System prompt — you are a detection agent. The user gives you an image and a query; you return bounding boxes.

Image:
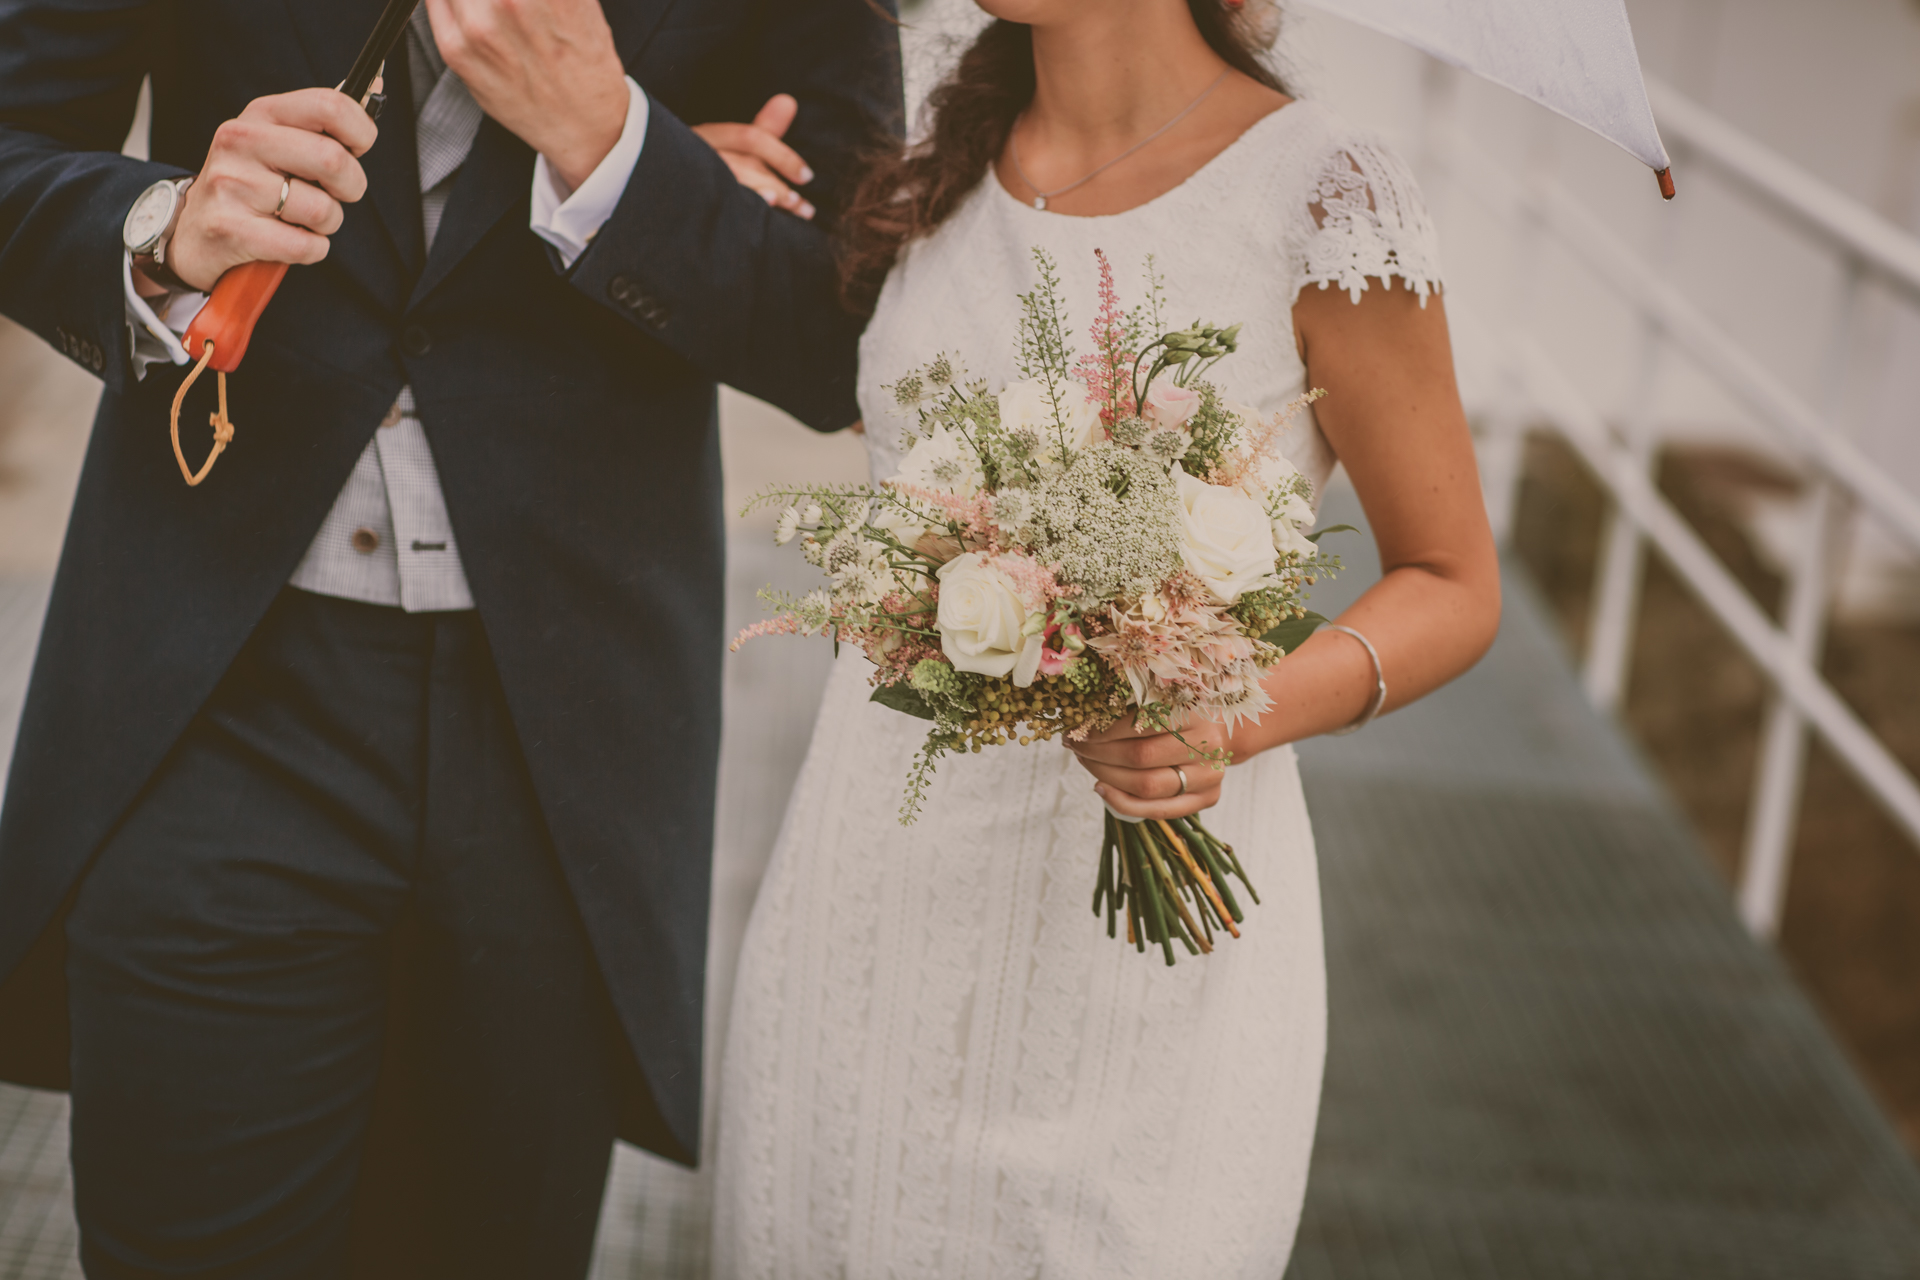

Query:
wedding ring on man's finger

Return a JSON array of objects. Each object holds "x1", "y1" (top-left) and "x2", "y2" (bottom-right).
[
  {"x1": 273, "y1": 177, "x2": 292, "y2": 221},
  {"x1": 1171, "y1": 765, "x2": 1189, "y2": 797}
]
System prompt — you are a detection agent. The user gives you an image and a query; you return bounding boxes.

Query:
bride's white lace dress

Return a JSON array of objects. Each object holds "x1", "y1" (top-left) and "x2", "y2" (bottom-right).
[{"x1": 713, "y1": 101, "x2": 1442, "y2": 1279}]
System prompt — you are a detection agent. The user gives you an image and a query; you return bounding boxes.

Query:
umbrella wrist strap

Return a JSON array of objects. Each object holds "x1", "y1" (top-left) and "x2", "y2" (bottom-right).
[{"x1": 169, "y1": 339, "x2": 234, "y2": 487}]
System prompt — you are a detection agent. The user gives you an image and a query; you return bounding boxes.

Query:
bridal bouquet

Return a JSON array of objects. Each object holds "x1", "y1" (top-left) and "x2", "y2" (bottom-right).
[{"x1": 736, "y1": 250, "x2": 1340, "y2": 963}]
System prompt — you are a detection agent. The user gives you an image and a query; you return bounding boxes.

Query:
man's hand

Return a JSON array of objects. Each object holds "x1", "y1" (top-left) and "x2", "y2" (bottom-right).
[
  {"x1": 692, "y1": 95, "x2": 816, "y2": 221},
  {"x1": 424, "y1": 0, "x2": 629, "y2": 195},
  {"x1": 1065, "y1": 714, "x2": 1232, "y2": 821},
  {"x1": 166, "y1": 89, "x2": 377, "y2": 294}
]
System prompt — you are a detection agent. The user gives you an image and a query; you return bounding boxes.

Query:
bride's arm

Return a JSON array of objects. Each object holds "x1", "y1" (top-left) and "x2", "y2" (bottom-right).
[
  {"x1": 1068, "y1": 279, "x2": 1500, "y2": 820},
  {"x1": 1246, "y1": 280, "x2": 1501, "y2": 747}
]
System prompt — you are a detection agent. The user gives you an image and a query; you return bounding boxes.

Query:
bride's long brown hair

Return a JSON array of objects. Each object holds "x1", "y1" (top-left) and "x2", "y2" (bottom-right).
[{"x1": 839, "y1": 2, "x2": 1287, "y2": 314}]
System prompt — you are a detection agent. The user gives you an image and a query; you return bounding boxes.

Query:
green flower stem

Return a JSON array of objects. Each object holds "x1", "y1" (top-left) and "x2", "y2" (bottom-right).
[
  {"x1": 1093, "y1": 813, "x2": 1260, "y2": 964},
  {"x1": 1178, "y1": 818, "x2": 1243, "y2": 923},
  {"x1": 1122, "y1": 822, "x2": 1175, "y2": 964}
]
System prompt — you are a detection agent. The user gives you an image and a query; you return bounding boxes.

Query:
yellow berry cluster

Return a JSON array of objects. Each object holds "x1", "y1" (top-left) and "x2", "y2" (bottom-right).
[{"x1": 958, "y1": 670, "x2": 1126, "y2": 752}]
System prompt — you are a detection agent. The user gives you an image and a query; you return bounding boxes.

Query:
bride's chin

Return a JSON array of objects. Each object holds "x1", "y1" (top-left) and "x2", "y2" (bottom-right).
[{"x1": 971, "y1": 0, "x2": 1069, "y2": 25}]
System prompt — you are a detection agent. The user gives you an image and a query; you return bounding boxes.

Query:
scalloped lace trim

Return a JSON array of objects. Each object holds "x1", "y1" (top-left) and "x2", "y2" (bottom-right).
[{"x1": 1299, "y1": 142, "x2": 1444, "y2": 306}]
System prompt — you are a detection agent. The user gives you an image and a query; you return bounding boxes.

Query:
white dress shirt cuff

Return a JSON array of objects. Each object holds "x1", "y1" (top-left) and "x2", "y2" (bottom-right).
[
  {"x1": 530, "y1": 76, "x2": 649, "y2": 271},
  {"x1": 123, "y1": 254, "x2": 210, "y2": 379}
]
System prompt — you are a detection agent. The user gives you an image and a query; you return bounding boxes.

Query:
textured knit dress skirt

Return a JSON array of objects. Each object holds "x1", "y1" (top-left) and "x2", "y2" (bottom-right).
[{"x1": 713, "y1": 99, "x2": 1445, "y2": 1279}]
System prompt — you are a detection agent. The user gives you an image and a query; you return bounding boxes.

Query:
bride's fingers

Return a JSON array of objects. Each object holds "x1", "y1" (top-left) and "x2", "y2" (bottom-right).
[
  {"x1": 1075, "y1": 755, "x2": 1221, "y2": 802},
  {"x1": 1093, "y1": 781, "x2": 1220, "y2": 822},
  {"x1": 716, "y1": 153, "x2": 815, "y2": 218},
  {"x1": 1067, "y1": 728, "x2": 1228, "y2": 771}
]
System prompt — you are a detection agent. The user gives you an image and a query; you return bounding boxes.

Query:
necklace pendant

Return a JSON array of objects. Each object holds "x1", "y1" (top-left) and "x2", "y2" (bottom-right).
[{"x1": 1033, "y1": 195, "x2": 1047, "y2": 211}]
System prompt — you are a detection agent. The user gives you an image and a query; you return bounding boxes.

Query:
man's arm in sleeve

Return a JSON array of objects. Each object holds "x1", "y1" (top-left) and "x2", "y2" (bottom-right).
[
  {"x1": 0, "y1": 0, "x2": 187, "y2": 392},
  {"x1": 562, "y1": 0, "x2": 904, "y2": 434}
]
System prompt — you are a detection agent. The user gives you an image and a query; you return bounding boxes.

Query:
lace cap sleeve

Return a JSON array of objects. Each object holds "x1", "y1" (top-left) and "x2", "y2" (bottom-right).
[{"x1": 1296, "y1": 140, "x2": 1443, "y2": 306}]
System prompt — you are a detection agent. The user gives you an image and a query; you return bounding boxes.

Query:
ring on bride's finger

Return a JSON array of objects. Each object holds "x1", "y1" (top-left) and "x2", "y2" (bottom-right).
[
  {"x1": 273, "y1": 177, "x2": 292, "y2": 220},
  {"x1": 1170, "y1": 765, "x2": 1188, "y2": 796}
]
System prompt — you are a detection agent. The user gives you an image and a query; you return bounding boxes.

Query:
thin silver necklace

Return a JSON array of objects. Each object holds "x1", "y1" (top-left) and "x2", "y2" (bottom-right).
[{"x1": 1011, "y1": 69, "x2": 1231, "y2": 211}]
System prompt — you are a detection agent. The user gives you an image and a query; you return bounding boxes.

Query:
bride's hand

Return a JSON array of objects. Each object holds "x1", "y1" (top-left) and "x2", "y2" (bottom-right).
[
  {"x1": 691, "y1": 94, "x2": 816, "y2": 220},
  {"x1": 1065, "y1": 714, "x2": 1231, "y2": 821}
]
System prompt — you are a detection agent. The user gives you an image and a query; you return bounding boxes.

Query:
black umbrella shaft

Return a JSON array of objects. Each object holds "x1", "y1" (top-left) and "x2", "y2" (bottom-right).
[{"x1": 341, "y1": 0, "x2": 421, "y2": 103}]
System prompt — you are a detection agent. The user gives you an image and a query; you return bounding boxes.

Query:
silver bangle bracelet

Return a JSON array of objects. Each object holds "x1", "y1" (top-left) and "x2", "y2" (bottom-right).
[{"x1": 1322, "y1": 623, "x2": 1387, "y2": 737}]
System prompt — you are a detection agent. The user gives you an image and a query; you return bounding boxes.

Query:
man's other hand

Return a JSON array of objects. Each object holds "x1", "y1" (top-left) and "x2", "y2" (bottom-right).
[
  {"x1": 425, "y1": 0, "x2": 629, "y2": 195},
  {"x1": 167, "y1": 89, "x2": 376, "y2": 294},
  {"x1": 693, "y1": 96, "x2": 816, "y2": 221}
]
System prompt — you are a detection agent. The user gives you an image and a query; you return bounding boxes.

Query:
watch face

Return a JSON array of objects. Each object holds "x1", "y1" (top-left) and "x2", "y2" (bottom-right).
[{"x1": 124, "y1": 183, "x2": 178, "y2": 253}]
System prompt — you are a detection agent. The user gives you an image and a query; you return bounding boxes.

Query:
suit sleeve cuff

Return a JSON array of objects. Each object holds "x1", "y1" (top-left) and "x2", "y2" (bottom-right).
[
  {"x1": 530, "y1": 76, "x2": 649, "y2": 270},
  {"x1": 122, "y1": 253, "x2": 209, "y2": 380}
]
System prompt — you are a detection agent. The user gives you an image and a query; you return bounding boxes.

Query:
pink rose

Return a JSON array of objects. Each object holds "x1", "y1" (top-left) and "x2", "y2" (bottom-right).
[
  {"x1": 1143, "y1": 381, "x2": 1201, "y2": 429},
  {"x1": 1037, "y1": 621, "x2": 1084, "y2": 677}
]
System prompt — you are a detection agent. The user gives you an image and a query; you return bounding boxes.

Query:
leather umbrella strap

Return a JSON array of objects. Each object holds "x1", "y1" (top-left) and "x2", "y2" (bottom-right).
[{"x1": 169, "y1": 339, "x2": 235, "y2": 487}]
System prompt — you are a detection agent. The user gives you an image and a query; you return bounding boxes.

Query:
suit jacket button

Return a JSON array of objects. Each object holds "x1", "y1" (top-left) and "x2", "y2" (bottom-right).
[
  {"x1": 401, "y1": 324, "x2": 432, "y2": 357},
  {"x1": 351, "y1": 527, "x2": 381, "y2": 554},
  {"x1": 641, "y1": 300, "x2": 670, "y2": 328},
  {"x1": 608, "y1": 275, "x2": 639, "y2": 306}
]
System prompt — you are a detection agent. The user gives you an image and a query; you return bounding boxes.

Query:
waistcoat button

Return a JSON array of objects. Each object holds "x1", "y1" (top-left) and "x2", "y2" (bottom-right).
[{"x1": 351, "y1": 527, "x2": 381, "y2": 554}]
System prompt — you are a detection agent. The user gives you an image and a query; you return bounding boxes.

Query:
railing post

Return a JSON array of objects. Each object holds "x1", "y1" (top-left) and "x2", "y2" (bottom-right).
[
  {"x1": 1477, "y1": 109, "x2": 1557, "y2": 546},
  {"x1": 1736, "y1": 263, "x2": 1865, "y2": 937},
  {"x1": 1581, "y1": 199, "x2": 1681, "y2": 712},
  {"x1": 1581, "y1": 324, "x2": 1664, "y2": 710}
]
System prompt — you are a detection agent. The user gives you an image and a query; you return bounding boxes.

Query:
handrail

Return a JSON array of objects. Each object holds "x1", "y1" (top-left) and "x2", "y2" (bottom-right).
[
  {"x1": 1447, "y1": 308, "x2": 1920, "y2": 851},
  {"x1": 1432, "y1": 128, "x2": 1920, "y2": 554},
  {"x1": 1425, "y1": 69, "x2": 1920, "y2": 940},
  {"x1": 1495, "y1": 326, "x2": 1920, "y2": 848},
  {"x1": 1646, "y1": 79, "x2": 1920, "y2": 306}
]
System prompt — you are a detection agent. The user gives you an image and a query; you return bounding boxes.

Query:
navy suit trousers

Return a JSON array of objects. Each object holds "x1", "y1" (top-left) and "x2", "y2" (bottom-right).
[{"x1": 63, "y1": 589, "x2": 624, "y2": 1278}]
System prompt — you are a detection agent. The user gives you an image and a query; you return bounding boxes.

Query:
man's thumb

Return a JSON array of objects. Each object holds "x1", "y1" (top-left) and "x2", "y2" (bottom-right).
[{"x1": 752, "y1": 93, "x2": 799, "y2": 139}]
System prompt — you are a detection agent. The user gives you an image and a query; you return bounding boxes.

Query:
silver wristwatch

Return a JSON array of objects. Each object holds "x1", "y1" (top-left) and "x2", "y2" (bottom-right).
[{"x1": 123, "y1": 176, "x2": 194, "y2": 287}]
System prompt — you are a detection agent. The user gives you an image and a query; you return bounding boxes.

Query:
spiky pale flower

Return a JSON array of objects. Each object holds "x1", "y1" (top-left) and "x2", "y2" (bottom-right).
[
  {"x1": 1145, "y1": 427, "x2": 1189, "y2": 464},
  {"x1": 892, "y1": 424, "x2": 984, "y2": 495}
]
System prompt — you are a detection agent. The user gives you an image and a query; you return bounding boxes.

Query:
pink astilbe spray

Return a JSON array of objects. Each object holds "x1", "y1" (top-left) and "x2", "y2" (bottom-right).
[
  {"x1": 730, "y1": 613, "x2": 809, "y2": 651},
  {"x1": 983, "y1": 550, "x2": 1070, "y2": 611},
  {"x1": 887, "y1": 481, "x2": 1002, "y2": 549},
  {"x1": 1210, "y1": 389, "x2": 1326, "y2": 490},
  {"x1": 1074, "y1": 249, "x2": 1136, "y2": 426}
]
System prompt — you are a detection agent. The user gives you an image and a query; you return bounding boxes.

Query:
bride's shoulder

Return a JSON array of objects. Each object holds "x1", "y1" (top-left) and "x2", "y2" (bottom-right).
[
  {"x1": 1234, "y1": 100, "x2": 1444, "y2": 303},
  {"x1": 1237, "y1": 99, "x2": 1416, "y2": 206}
]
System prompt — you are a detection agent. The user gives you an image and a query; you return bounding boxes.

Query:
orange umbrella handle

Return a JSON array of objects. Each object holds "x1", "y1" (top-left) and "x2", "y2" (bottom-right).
[{"x1": 183, "y1": 259, "x2": 289, "y2": 374}]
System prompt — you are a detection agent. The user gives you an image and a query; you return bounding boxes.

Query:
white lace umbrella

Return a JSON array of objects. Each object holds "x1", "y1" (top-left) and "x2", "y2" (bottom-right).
[{"x1": 1292, "y1": 0, "x2": 1675, "y2": 196}]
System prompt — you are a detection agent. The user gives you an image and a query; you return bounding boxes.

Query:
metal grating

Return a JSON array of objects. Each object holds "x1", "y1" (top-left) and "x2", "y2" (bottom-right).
[{"x1": 1285, "y1": 488, "x2": 1920, "y2": 1278}]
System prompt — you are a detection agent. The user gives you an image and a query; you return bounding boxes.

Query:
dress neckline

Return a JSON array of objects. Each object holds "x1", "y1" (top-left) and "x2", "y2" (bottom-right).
[{"x1": 988, "y1": 99, "x2": 1306, "y2": 223}]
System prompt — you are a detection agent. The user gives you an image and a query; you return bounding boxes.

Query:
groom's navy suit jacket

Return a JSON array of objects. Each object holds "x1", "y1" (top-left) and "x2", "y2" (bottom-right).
[{"x1": 0, "y1": 0, "x2": 900, "y2": 1159}]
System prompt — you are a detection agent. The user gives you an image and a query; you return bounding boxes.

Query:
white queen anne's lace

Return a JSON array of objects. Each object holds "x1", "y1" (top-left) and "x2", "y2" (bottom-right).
[{"x1": 714, "y1": 99, "x2": 1430, "y2": 1278}]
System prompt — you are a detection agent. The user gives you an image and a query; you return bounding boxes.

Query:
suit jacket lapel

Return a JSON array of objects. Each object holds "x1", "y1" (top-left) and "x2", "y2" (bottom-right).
[
  {"x1": 282, "y1": 0, "x2": 424, "y2": 298},
  {"x1": 365, "y1": 48, "x2": 427, "y2": 279},
  {"x1": 406, "y1": 0, "x2": 679, "y2": 309}
]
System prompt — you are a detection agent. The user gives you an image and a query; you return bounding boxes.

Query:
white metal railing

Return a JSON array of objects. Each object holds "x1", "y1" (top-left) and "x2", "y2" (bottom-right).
[{"x1": 1420, "y1": 71, "x2": 1920, "y2": 938}]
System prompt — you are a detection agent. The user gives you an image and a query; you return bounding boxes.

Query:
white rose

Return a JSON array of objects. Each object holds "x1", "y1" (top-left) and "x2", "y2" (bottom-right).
[
  {"x1": 999, "y1": 379, "x2": 1103, "y2": 451},
  {"x1": 1267, "y1": 476, "x2": 1318, "y2": 558},
  {"x1": 892, "y1": 425, "x2": 984, "y2": 495},
  {"x1": 1172, "y1": 464, "x2": 1278, "y2": 603},
  {"x1": 1144, "y1": 381, "x2": 1201, "y2": 428},
  {"x1": 936, "y1": 553, "x2": 1037, "y2": 678},
  {"x1": 1272, "y1": 518, "x2": 1317, "y2": 559}
]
